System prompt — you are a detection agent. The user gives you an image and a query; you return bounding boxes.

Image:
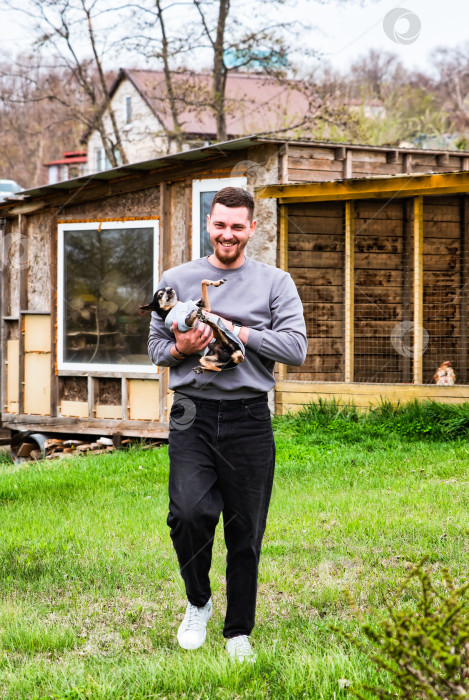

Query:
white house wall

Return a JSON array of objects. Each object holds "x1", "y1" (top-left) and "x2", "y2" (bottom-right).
[{"x1": 87, "y1": 79, "x2": 173, "y2": 174}]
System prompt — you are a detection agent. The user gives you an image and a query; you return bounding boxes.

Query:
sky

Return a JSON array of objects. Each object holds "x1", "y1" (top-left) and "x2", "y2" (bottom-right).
[{"x1": 0, "y1": 0, "x2": 467, "y2": 74}]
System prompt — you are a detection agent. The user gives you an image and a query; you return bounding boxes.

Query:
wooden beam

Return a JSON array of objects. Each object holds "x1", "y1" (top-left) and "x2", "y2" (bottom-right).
[
  {"x1": 160, "y1": 181, "x2": 172, "y2": 276},
  {"x1": 50, "y1": 208, "x2": 58, "y2": 417},
  {"x1": 343, "y1": 150, "x2": 353, "y2": 179},
  {"x1": 278, "y1": 204, "x2": 288, "y2": 271},
  {"x1": 459, "y1": 196, "x2": 469, "y2": 383},
  {"x1": 18, "y1": 215, "x2": 28, "y2": 414},
  {"x1": 256, "y1": 171, "x2": 469, "y2": 202},
  {"x1": 278, "y1": 204, "x2": 289, "y2": 382},
  {"x1": 401, "y1": 200, "x2": 413, "y2": 383},
  {"x1": 1, "y1": 413, "x2": 169, "y2": 438},
  {"x1": 344, "y1": 201, "x2": 354, "y2": 383},
  {"x1": 413, "y1": 195, "x2": 424, "y2": 384}
]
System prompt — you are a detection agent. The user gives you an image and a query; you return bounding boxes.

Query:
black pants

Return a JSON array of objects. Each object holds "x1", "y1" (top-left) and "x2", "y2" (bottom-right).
[{"x1": 167, "y1": 392, "x2": 276, "y2": 638}]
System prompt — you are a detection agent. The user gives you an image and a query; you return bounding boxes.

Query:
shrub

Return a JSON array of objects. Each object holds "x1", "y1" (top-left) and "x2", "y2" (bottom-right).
[{"x1": 342, "y1": 562, "x2": 469, "y2": 699}]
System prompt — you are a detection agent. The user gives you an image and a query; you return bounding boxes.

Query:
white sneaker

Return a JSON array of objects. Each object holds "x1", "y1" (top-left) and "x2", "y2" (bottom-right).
[
  {"x1": 226, "y1": 635, "x2": 256, "y2": 662},
  {"x1": 177, "y1": 598, "x2": 212, "y2": 650}
]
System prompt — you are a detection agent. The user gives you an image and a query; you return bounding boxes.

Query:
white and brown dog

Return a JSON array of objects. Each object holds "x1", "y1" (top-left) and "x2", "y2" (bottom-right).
[{"x1": 434, "y1": 360, "x2": 456, "y2": 385}]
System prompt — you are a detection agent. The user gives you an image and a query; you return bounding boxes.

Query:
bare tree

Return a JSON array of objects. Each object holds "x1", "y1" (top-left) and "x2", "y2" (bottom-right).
[{"x1": 1, "y1": 0, "x2": 128, "y2": 167}]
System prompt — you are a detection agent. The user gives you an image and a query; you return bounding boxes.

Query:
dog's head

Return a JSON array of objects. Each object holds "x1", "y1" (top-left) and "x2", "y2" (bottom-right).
[{"x1": 139, "y1": 287, "x2": 178, "y2": 318}]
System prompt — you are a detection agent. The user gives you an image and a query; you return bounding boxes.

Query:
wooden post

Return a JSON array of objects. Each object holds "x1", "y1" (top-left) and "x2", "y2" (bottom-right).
[
  {"x1": 344, "y1": 150, "x2": 352, "y2": 179},
  {"x1": 459, "y1": 196, "x2": 469, "y2": 383},
  {"x1": 401, "y1": 200, "x2": 413, "y2": 382},
  {"x1": 413, "y1": 195, "x2": 424, "y2": 384},
  {"x1": 50, "y1": 208, "x2": 58, "y2": 417},
  {"x1": 278, "y1": 204, "x2": 289, "y2": 381},
  {"x1": 160, "y1": 181, "x2": 172, "y2": 275},
  {"x1": 18, "y1": 214, "x2": 28, "y2": 414},
  {"x1": 344, "y1": 201, "x2": 354, "y2": 382}
]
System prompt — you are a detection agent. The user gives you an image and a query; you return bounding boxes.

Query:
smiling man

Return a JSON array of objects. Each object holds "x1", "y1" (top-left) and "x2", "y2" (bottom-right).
[{"x1": 148, "y1": 187, "x2": 307, "y2": 661}]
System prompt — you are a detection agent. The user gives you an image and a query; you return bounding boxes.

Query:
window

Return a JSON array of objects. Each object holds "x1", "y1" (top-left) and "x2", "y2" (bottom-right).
[
  {"x1": 192, "y1": 177, "x2": 247, "y2": 259},
  {"x1": 94, "y1": 147, "x2": 111, "y2": 172},
  {"x1": 125, "y1": 95, "x2": 132, "y2": 124},
  {"x1": 57, "y1": 219, "x2": 159, "y2": 373}
]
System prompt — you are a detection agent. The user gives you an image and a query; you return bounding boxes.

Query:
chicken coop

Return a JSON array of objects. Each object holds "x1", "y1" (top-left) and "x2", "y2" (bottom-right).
[
  {"x1": 259, "y1": 170, "x2": 469, "y2": 412},
  {"x1": 2, "y1": 136, "x2": 469, "y2": 441}
]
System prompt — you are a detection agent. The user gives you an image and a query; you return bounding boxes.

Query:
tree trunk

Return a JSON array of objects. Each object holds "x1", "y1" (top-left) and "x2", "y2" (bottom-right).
[{"x1": 213, "y1": 0, "x2": 230, "y2": 141}]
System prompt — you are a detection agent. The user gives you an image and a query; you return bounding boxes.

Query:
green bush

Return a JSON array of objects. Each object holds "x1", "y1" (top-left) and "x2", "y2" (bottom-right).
[
  {"x1": 343, "y1": 562, "x2": 469, "y2": 699},
  {"x1": 276, "y1": 399, "x2": 469, "y2": 441}
]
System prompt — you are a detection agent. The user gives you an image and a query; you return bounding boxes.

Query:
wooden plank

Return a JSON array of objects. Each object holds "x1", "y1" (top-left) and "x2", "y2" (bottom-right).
[
  {"x1": 24, "y1": 353, "x2": 51, "y2": 415},
  {"x1": 423, "y1": 239, "x2": 459, "y2": 255},
  {"x1": 290, "y1": 267, "x2": 343, "y2": 286},
  {"x1": 345, "y1": 201, "x2": 354, "y2": 382},
  {"x1": 279, "y1": 204, "x2": 289, "y2": 382},
  {"x1": 355, "y1": 236, "x2": 402, "y2": 253},
  {"x1": 288, "y1": 216, "x2": 344, "y2": 234},
  {"x1": 355, "y1": 287, "x2": 403, "y2": 303},
  {"x1": 160, "y1": 181, "x2": 172, "y2": 276},
  {"x1": 344, "y1": 150, "x2": 352, "y2": 179},
  {"x1": 286, "y1": 202, "x2": 344, "y2": 218},
  {"x1": 258, "y1": 172, "x2": 469, "y2": 203},
  {"x1": 50, "y1": 208, "x2": 58, "y2": 419},
  {"x1": 354, "y1": 304, "x2": 401, "y2": 320},
  {"x1": 6, "y1": 339, "x2": 19, "y2": 413},
  {"x1": 298, "y1": 285, "x2": 343, "y2": 303},
  {"x1": 303, "y1": 304, "x2": 343, "y2": 322},
  {"x1": 288, "y1": 157, "x2": 345, "y2": 172},
  {"x1": 355, "y1": 269, "x2": 403, "y2": 286},
  {"x1": 401, "y1": 199, "x2": 413, "y2": 382},
  {"x1": 18, "y1": 215, "x2": 27, "y2": 415},
  {"x1": 60, "y1": 400, "x2": 88, "y2": 418},
  {"x1": 1, "y1": 413, "x2": 169, "y2": 438},
  {"x1": 305, "y1": 338, "x2": 344, "y2": 354},
  {"x1": 459, "y1": 196, "x2": 469, "y2": 382},
  {"x1": 423, "y1": 254, "x2": 459, "y2": 271},
  {"x1": 24, "y1": 314, "x2": 51, "y2": 352},
  {"x1": 303, "y1": 320, "x2": 343, "y2": 337},
  {"x1": 289, "y1": 251, "x2": 343, "y2": 268},
  {"x1": 289, "y1": 234, "x2": 343, "y2": 252},
  {"x1": 355, "y1": 253, "x2": 403, "y2": 270},
  {"x1": 95, "y1": 405, "x2": 122, "y2": 420},
  {"x1": 413, "y1": 195, "x2": 424, "y2": 384},
  {"x1": 128, "y1": 379, "x2": 159, "y2": 421}
]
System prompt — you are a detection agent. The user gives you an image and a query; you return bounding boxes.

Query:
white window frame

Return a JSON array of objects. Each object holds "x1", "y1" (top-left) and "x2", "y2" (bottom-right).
[
  {"x1": 192, "y1": 177, "x2": 247, "y2": 260},
  {"x1": 57, "y1": 219, "x2": 159, "y2": 374}
]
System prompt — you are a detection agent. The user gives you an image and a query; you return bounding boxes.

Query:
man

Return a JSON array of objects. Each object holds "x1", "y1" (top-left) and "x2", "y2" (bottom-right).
[{"x1": 148, "y1": 187, "x2": 307, "y2": 661}]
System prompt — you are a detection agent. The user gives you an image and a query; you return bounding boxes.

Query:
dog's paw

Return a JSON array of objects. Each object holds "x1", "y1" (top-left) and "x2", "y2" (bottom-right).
[{"x1": 193, "y1": 366, "x2": 206, "y2": 374}]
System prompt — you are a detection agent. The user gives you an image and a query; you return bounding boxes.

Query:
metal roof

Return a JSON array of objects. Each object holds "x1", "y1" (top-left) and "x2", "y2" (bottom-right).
[{"x1": 4, "y1": 134, "x2": 469, "y2": 206}]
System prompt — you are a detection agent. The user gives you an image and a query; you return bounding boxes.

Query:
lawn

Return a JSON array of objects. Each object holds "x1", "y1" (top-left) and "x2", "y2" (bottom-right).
[{"x1": 1, "y1": 405, "x2": 469, "y2": 699}]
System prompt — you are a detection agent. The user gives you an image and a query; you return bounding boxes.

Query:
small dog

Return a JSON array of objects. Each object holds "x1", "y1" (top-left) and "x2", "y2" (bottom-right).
[
  {"x1": 434, "y1": 360, "x2": 456, "y2": 385},
  {"x1": 140, "y1": 279, "x2": 245, "y2": 373}
]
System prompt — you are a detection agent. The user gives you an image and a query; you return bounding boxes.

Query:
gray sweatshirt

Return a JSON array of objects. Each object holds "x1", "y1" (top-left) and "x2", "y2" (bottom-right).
[{"x1": 147, "y1": 255, "x2": 307, "y2": 400}]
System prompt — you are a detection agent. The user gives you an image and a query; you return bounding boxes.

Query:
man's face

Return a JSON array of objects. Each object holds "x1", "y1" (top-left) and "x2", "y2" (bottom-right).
[{"x1": 207, "y1": 203, "x2": 256, "y2": 267}]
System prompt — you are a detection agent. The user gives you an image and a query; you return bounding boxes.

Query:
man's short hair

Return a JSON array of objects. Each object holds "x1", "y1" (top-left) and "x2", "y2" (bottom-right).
[{"x1": 210, "y1": 187, "x2": 255, "y2": 221}]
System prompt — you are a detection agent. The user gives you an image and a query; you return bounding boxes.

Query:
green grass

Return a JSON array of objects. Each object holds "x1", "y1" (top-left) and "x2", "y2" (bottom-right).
[{"x1": 1, "y1": 405, "x2": 469, "y2": 698}]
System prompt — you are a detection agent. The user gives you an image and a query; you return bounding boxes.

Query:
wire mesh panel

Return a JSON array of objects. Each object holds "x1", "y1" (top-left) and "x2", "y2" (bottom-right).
[
  {"x1": 422, "y1": 196, "x2": 467, "y2": 384},
  {"x1": 287, "y1": 201, "x2": 345, "y2": 381},
  {"x1": 354, "y1": 199, "x2": 413, "y2": 383}
]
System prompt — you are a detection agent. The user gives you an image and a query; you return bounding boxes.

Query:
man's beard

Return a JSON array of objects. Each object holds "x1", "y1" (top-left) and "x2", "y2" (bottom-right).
[{"x1": 212, "y1": 238, "x2": 248, "y2": 264}]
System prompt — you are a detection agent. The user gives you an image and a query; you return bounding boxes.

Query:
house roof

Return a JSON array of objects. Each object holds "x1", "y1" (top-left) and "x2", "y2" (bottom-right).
[{"x1": 103, "y1": 68, "x2": 311, "y2": 139}]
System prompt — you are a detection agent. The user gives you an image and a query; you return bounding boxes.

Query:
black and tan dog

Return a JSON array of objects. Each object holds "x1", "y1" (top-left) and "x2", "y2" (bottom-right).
[{"x1": 140, "y1": 279, "x2": 245, "y2": 373}]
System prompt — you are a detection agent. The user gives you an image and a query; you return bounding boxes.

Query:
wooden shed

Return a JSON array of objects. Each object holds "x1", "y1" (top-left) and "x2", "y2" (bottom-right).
[
  {"x1": 259, "y1": 171, "x2": 469, "y2": 412},
  {"x1": 2, "y1": 136, "x2": 469, "y2": 439}
]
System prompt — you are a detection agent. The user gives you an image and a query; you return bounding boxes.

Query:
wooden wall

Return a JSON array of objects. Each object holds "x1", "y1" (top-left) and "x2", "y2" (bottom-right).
[
  {"x1": 285, "y1": 194, "x2": 469, "y2": 387},
  {"x1": 286, "y1": 145, "x2": 467, "y2": 183},
  {"x1": 422, "y1": 196, "x2": 467, "y2": 384},
  {"x1": 287, "y1": 201, "x2": 344, "y2": 381},
  {"x1": 354, "y1": 199, "x2": 413, "y2": 383}
]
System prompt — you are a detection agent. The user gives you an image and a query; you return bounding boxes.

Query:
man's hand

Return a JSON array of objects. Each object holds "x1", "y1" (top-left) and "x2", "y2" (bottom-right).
[{"x1": 172, "y1": 319, "x2": 213, "y2": 356}]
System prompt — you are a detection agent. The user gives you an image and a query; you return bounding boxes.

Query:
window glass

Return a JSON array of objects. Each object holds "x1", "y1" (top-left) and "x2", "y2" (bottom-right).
[
  {"x1": 199, "y1": 190, "x2": 217, "y2": 257},
  {"x1": 62, "y1": 227, "x2": 154, "y2": 367}
]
